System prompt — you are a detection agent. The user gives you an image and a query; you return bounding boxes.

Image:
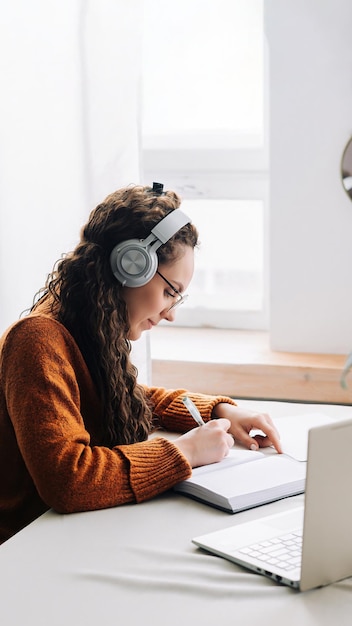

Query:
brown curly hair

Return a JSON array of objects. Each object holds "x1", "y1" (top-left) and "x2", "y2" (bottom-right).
[{"x1": 32, "y1": 184, "x2": 198, "y2": 447}]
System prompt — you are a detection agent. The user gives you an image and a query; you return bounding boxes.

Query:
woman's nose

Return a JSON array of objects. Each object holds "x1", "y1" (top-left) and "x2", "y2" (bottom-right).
[{"x1": 162, "y1": 307, "x2": 176, "y2": 323}]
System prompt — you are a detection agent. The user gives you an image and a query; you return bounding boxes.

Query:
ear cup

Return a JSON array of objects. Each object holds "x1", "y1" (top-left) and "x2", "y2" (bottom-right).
[
  {"x1": 109, "y1": 207, "x2": 191, "y2": 287},
  {"x1": 110, "y1": 239, "x2": 158, "y2": 287}
]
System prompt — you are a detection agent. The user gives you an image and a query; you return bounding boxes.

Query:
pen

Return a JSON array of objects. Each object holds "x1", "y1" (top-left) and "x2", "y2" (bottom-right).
[{"x1": 182, "y1": 396, "x2": 206, "y2": 427}]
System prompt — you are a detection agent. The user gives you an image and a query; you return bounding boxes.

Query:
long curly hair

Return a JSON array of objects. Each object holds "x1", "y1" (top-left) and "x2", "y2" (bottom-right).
[{"x1": 32, "y1": 184, "x2": 198, "y2": 447}]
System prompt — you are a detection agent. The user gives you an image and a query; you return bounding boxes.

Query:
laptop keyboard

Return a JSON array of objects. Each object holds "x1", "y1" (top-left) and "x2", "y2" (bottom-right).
[{"x1": 239, "y1": 530, "x2": 303, "y2": 571}]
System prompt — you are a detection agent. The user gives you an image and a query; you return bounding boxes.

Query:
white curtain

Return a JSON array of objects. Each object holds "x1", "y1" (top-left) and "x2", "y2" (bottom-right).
[{"x1": 0, "y1": 0, "x2": 150, "y2": 381}]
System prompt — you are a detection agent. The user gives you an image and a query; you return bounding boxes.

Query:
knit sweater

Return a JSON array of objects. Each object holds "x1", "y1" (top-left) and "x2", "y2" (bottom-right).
[{"x1": 0, "y1": 312, "x2": 235, "y2": 544}]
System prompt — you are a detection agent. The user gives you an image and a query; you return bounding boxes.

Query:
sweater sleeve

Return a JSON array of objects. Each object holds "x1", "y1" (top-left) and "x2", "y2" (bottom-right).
[
  {"x1": 0, "y1": 317, "x2": 191, "y2": 515},
  {"x1": 144, "y1": 385, "x2": 237, "y2": 433}
]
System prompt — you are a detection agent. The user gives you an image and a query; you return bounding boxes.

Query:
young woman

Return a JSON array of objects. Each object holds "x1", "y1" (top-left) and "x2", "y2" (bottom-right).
[{"x1": 0, "y1": 183, "x2": 281, "y2": 544}]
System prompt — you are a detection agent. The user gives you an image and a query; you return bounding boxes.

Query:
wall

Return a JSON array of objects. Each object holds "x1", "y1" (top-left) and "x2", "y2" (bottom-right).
[
  {"x1": 0, "y1": 0, "x2": 150, "y2": 382},
  {"x1": 0, "y1": 0, "x2": 141, "y2": 333},
  {"x1": 265, "y1": 0, "x2": 352, "y2": 354}
]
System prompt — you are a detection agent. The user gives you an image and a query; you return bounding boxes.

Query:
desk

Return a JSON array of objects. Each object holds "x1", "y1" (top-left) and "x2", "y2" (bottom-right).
[{"x1": 1, "y1": 400, "x2": 352, "y2": 626}]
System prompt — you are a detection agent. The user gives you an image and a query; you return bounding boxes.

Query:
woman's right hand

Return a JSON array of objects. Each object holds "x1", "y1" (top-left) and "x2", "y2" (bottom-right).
[{"x1": 173, "y1": 418, "x2": 234, "y2": 468}]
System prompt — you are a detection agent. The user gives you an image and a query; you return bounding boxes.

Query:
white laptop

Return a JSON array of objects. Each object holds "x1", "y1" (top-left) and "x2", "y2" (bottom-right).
[{"x1": 193, "y1": 418, "x2": 352, "y2": 591}]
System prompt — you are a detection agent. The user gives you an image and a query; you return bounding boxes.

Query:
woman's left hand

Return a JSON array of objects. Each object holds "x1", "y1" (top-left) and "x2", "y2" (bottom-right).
[{"x1": 212, "y1": 403, "x2": 282, "y2": 453}]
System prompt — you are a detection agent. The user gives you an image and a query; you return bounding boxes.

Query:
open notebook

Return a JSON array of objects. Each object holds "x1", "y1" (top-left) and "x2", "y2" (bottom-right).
[
  {"x1": 192, "y1": 418, "x2": 352, "y2": 591},
  {"x1": 174, "y1": 413, "x2": 333, "y2": 513}
]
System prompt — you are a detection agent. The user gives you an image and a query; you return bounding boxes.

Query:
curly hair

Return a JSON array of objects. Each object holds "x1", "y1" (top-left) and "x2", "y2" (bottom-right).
[{"x1": 31, "y1": 184, "x2": 199, "y2": 447}]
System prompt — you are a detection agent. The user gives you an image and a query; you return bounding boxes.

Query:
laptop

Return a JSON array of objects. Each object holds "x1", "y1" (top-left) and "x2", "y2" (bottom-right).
[{"x1": 192, "y1": 418, "x2": 352, "y2": 591}]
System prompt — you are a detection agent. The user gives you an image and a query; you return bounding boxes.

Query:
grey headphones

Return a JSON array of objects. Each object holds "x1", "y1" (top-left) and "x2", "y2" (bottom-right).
[{"x1": 109, "y1": 183, "x2": 191, "y2": 287}]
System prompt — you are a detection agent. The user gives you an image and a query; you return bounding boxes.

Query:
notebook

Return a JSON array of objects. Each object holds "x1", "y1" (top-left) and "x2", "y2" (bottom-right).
[
  {"x1": 175, "y1": 413, "x2": 333, "y2": 514},
  {"x1": 192, "y1": 418, "x2": 352, "y2": 591},
  {"x1": 174, "y1": 448, "x2": 306, "y2": 513}
]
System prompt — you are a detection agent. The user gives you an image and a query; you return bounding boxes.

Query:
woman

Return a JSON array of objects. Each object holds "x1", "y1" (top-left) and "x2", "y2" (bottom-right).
[{"x1": 0, "y1": 183, "x2": 281, "y2": 545}]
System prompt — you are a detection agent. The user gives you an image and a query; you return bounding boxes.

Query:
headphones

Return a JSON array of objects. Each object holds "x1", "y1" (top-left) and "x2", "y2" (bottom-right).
[{"x1": 110, "y1": 183, "x2": 191, "y2": 287}]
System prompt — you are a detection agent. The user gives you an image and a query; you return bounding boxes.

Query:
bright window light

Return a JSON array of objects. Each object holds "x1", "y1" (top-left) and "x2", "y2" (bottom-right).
[
  {"x1": 182, "y1": 199, "x2": 264, "y2": 311},
  {"x1": 142, "y1": 0, "x2": 263, "y2": 144},
  {"x1": 141, "y1": 0, "x2": 266, "y2": 328}
]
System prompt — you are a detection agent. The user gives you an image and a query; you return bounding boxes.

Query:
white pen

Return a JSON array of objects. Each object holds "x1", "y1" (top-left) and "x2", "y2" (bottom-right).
[{"x1": 182, "y1": 396, "x2": 206, "y2": 427}]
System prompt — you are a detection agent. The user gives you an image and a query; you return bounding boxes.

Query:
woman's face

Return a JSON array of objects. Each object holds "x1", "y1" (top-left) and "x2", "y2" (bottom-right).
[{"x1": 122, "y1": 245, "x2": 194, "y2": 341}]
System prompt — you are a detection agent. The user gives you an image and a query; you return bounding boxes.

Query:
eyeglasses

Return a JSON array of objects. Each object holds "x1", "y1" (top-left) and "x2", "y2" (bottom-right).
[{"x1": 156, "y1": 270, "x2": 188, "y2": 311}]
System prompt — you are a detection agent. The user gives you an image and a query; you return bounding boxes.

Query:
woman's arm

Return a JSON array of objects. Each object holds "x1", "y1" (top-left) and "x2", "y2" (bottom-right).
[
  {"x1": 145, "y1": 387, "x2": 281, "y2": 453},
  {"x1": 1, "y1": 317, "x2": 192, "y2": 515},
  {"x1": 145, "y1": 385, "x2": 236, "y2": 432}
]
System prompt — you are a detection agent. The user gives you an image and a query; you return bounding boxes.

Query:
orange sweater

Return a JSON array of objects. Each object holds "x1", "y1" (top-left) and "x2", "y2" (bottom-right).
[{"x1": 0, "y1": 313, "x2": 235, "y2": 544}]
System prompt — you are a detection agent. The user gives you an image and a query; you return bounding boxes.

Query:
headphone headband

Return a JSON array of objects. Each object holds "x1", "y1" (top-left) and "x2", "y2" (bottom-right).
[{"x1": 150, "y1": 209, "x2": 190, "y2": 245}]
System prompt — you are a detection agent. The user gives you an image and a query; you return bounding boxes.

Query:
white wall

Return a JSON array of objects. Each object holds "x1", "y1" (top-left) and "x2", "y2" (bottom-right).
[
  {"x1": 266, "y1": 0, "x2": 352, "y2": 354},
  {"x1": 0, "y1": 0, "x2": 150, "y2": 382},
  {"x1": 0, "y1": 0, "x2": 142, "y2": 333}
]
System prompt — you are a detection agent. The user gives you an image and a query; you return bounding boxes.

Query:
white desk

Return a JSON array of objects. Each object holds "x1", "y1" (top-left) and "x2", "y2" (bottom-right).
[{"x1": 1, "y1": 400, "x2": 352, "y2": 626}]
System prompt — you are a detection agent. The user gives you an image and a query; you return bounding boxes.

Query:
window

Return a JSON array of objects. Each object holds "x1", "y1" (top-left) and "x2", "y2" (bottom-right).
[{"x1": 141, "y1": 0, "x2": 267, "y2": 329}]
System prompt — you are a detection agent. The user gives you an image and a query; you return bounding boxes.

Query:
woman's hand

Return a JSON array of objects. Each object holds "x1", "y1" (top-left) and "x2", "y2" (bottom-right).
[
  {"x1": 212, "y1": 403, "x2": 282, "y2": 454},
  {"x1": 174, "y1": 418, "x2": 234, "y2": 468}
]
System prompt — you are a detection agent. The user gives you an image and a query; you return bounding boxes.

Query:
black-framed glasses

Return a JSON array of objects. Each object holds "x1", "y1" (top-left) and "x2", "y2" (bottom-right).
[{"x1": 156, "y1": 270, "x2": 188, "y2": 311}]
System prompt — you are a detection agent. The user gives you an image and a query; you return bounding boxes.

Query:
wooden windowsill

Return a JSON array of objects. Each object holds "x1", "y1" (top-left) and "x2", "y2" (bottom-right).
[{"x1": 150, "y1": 327, "x2": 352, "y2": 405}]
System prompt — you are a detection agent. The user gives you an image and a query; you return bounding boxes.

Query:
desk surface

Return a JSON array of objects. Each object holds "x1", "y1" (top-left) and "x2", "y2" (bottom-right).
[{"x1": 1, "y1": 400, "x2": 352, "y2": 626}]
